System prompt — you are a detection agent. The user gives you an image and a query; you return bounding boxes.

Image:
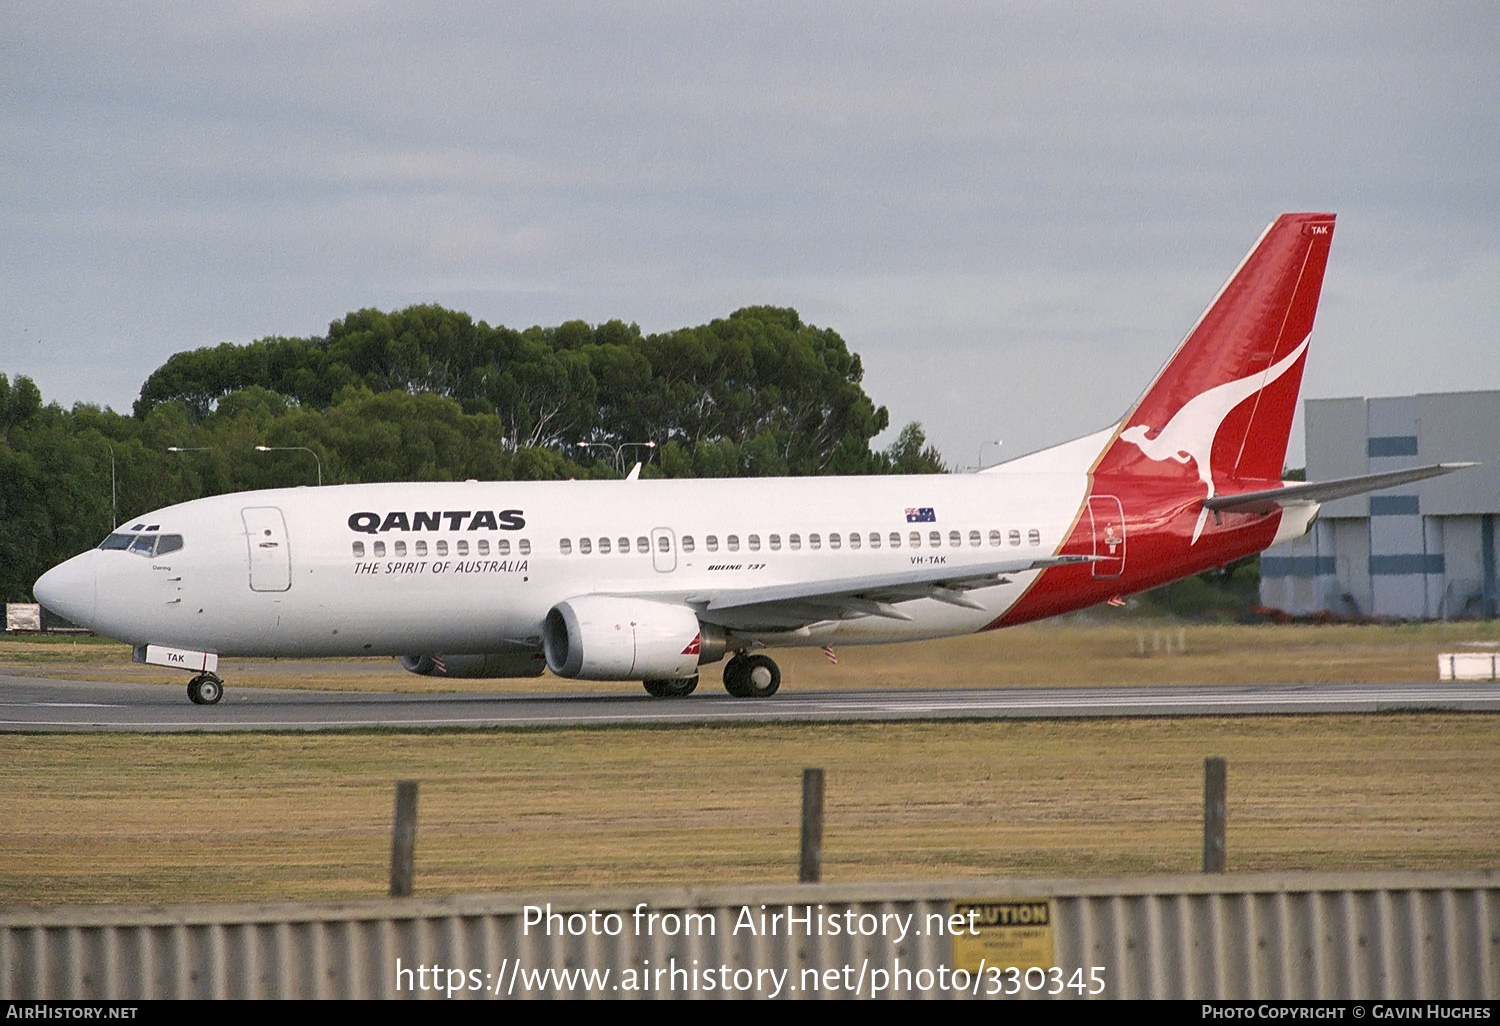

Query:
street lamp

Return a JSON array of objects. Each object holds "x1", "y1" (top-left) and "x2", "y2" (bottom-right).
[
  {"x1": 577, "y1": 440, "x2": 656, "y2": 473},
  {"x1": 618, "y1": 441, "x2": 657, "y2": 471},
  {"x1": 255, "y1": 445, "x2": 323, "y2": 486},
  {"x1": 976, "y1": 439, "x2": 1003, "y2": 471},
  {"x1": 94, "y1": 440, "x2": 117, "y2": 529}
]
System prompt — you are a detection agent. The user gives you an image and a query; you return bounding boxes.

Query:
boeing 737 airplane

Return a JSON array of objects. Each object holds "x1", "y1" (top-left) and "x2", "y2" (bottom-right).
[{"x1": 33, "y1": 213, "x2": 1472, "y2": 704}]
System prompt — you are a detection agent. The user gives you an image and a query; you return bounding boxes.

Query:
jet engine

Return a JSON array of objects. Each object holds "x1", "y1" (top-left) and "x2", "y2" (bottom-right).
[
  {"x1": 543, "y1": 596, "x2": 718, "y2": 680},
  {"x1": 399, "y1": 651, "x2": 546, "y2": 678}
]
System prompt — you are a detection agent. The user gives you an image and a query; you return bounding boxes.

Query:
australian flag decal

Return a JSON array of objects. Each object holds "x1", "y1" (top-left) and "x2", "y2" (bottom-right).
[{"x1": 905, "y1": 507, "x2": 936, "y2": 523}]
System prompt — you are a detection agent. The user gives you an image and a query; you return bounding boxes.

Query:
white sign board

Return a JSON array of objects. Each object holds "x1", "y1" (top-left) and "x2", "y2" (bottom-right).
[
  {"x1": 1439, "y1": 653, "x2": 1499, "y2": 681},
  {"x1": 5, "y1": 603, "x2": 42, "y2": 632}
]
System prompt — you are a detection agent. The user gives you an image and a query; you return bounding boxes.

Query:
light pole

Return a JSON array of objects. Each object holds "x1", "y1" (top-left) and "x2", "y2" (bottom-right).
[
  {"x1": 578, "y1": 440, "x2": 656, "y2": 473},
  {"x1": 95, "y1": 440, "x2": 117, "y2": 529},
  {"x1": 977, "y1": 439, "x2": 1003, "y2": 471},
  {"x1": 618, "y1": 441, "x2": 656, "y2": 472},
  {"x1": 255, "y1": 445, "x2": 323, "y2": 486}
]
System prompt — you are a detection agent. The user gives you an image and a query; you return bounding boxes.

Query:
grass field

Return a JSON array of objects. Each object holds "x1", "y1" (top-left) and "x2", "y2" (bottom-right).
[
  {"x1": 2, "y1": 621, "x2": 1498, "y2": 907},
  {"x1": 2, "y1": 715, "x2": 1497, "y2": 906}
]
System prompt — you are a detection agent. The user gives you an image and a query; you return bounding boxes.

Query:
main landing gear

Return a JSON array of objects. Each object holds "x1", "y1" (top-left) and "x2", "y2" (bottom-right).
[
  {"x1": 187, "y1": 672, "x2": 224, "y2": 705},
  {"x1": 722, "y1": 653, "x2": 780, "y2": 698}
]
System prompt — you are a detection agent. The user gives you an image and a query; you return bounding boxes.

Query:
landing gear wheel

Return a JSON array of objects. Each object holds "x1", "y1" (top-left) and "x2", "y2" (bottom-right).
[
  {"x1": 722, "y1": 654, "x2": 780, "y2": 698},
  {"x1": 187, "y1": 673, "x2": 224, "y2": 705},
  {"x1": 643, "y1": 676, "x2": 698, "y2": 698}
]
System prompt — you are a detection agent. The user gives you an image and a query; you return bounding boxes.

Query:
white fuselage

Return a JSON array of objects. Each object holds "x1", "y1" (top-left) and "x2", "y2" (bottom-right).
[{"x1": 38, "y1": 468, "x2": 1091, "y2": 658}]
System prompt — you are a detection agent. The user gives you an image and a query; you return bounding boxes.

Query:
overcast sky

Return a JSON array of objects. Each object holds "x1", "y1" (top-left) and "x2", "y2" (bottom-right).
[{"x1": 2, "y1": 2, "x2": 1496, "y2": 467}]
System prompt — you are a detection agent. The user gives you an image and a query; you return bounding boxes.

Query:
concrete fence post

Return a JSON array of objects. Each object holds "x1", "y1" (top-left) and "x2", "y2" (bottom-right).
[
  {"x1": 800, "y1": 768, "x2": 825, "y2": 883},
  {"x1": 390, "y1": 780, "x2": 419, "y2": 897},
  {"x1": 1203, "y1": 757, "x2": 1226, "y2": 873}
]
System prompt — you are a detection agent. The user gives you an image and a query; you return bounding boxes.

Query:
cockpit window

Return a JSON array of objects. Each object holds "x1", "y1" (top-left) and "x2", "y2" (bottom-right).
[{"x1": 99, "y1": 533, "x2": 185, "y2": 557}]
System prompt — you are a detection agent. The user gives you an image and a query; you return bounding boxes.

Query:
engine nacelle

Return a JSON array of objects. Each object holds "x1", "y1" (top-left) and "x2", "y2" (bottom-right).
[
  {"x1": 399, "y1": 651, "x2": 546, "y2": 678},
  {"x1": 543, "y1": 596, "x2": 704, "y2": 680}
]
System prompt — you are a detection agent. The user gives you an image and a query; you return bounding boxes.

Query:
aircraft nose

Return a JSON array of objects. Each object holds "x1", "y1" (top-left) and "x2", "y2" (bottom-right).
[{"x1": 33, "y1": 553, "x2": 97, "y2": 629}]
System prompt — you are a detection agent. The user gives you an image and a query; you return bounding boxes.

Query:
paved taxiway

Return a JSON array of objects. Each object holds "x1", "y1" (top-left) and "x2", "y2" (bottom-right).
[{"x1": 2, "y1": 672, "x2": 1497, "y2": 731}]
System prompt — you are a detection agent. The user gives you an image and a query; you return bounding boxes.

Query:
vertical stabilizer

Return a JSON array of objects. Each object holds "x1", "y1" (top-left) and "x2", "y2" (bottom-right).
[{"x1": 1099, "y1": 213, "x2": 1336, "y2": 511}]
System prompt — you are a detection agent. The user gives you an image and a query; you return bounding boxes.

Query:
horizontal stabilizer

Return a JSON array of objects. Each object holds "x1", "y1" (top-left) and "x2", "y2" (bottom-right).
[{"x1": 1203, "y1": 463, "x2": 1478, "y2": 515}]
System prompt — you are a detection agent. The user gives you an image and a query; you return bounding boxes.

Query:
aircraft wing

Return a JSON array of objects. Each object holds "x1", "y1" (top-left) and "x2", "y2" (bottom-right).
[
  {"x1": 683, "y1": 554, "x2": 1097, "y2": 631},
  {"x1": 1202, "y1": 462, "x2": 1478, "y2": 516}
]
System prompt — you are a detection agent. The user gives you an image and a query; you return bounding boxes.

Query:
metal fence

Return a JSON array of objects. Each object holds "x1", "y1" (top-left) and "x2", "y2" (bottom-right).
[{"x1": 4, "y1": 871, "x2": 1497, "y2": 999}]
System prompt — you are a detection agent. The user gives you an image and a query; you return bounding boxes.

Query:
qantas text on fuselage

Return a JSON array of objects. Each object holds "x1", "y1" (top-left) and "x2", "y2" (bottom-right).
[{"x1": 32, "y1": 213, "x2": 1474, "y2": 704}]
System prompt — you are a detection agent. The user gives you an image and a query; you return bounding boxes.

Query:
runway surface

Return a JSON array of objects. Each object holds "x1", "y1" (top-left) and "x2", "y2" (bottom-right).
[{"x1": 2, "y1": 671, "x2": 1498, "y2": 731}]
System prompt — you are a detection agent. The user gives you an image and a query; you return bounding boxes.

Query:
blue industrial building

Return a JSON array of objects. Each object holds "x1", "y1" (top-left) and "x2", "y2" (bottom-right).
[{"x1": 1260, "y1": 391, "x2": 1500, "y2": 620}]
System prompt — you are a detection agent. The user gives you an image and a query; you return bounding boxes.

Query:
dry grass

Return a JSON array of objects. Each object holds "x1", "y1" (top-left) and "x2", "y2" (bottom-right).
[
  {"x1": 2, "y1": 715, "x2": 1498, "y2": 906},
  {"x1": 4, "y1": 618, "x2": 1498, "y2": 693}
]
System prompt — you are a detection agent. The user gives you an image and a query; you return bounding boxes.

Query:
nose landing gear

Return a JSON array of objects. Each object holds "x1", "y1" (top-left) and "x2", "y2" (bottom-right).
[
  {"x1": 722, "y1": 653, "x2": 780, "y2": 698},
  {"x1": 187, "y1": 673, "x2": 224, "y2": 705}
]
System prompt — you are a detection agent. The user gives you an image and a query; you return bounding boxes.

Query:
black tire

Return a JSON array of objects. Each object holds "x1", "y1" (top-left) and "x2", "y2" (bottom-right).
[
  {"x1": 187, "y1": 677, "x2": 204, "y2": 704},
  {"x1": 723, "y1": 654, "x2": 779, "y2": 698},
  {"x1": 643, "y1": 676, "x2": 698, "y2": 698}
]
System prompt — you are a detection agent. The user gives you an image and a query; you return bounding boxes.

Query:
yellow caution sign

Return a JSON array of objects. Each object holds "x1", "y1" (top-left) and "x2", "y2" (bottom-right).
[{"x1": 950, "y1": 899, "x2": 1055, "y2": 972}]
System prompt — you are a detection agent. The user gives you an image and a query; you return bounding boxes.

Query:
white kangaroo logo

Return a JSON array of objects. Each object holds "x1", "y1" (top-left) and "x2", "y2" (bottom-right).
[{"x1": 1119, "y1": 334, "x2": 1309, "y2": 543}]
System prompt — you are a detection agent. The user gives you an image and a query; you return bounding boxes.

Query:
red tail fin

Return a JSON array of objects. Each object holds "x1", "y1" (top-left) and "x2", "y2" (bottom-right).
[{"x1": 1098, "y1": 213, "x2": 1336, "y2": 493}]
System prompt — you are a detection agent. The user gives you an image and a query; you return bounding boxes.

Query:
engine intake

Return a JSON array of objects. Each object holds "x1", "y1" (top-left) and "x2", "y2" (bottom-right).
[{"x1": 543, "y1": 596, "x2": 706, "y2": 680}]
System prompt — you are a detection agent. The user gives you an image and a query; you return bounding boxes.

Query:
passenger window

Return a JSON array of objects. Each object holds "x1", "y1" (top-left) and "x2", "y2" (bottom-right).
[
  {"x1": 394, "y1": 540, "x2": 407, "y2": 557},
  {"x1": 477, "y1": 539, "x2": 489, "y2": 556},
  {"x1": 374, "y1": 541, "x2": 386, "y2": 557},
  {"x1": 889, "y1": 532, "x2": 901, "y2": 548},
  {"x1": 599, "y1": 537, "x2": 612, "y2": 554},
  {"x1": 869, "y1": 532, "x2": 881, "y2": 549},
  {"x1": 497, "y1": 539, "x2": 511, "y2": 555},
  {"x1": 948, "y1": 531, "x2": 960, "y2": 547},
  {"x1": 848, "y1": 532, "x2": 860, "y2": 550},
  {"x1": 809, "y1": 533, "x2": 821, "y2": 550},
  {"x1": 910, "y1": 532, "x2": 921, "y2": 548},
  {"x1": 129, "y1": 535, "x2": 156, "y2": 556},
  {"x1": 1009, "y1": 530, "x2": 1021, "y2": 546},
  {"x1": 618, "y1": 536, "x2": 631, "y2": 553},
  {"x1": 769, "y1": 534, "x2": 782, "y2": 551},
  {"x1": 156, "y1": 534, "x2": 184, "y2": 555},
  {"x1": 579, "y1": 537, "x2": 592, "y2": 554},
  {"x1": 930, "y1": 531, "x2": 942, "y2": 547},
  {"x1": 457, "y1": 540, "x2": 470, "y2": 556},
  {"x1": 637, "y1": 536, "x2": 649, "y2": 552},
  {"x1": 968, "y1": 530, "x2": 981, "y2": 547},
  {"x1": 437, "y1": 540, "x2": 449, "y2": 556},
  {"x1": 727, "y1": 535, "x2": 740, "y2": 552},
  {"x1": 559, "y1": 538, "x2": 572, "y2": 554},
  {"x1": 748, "y1": 534, "x2": 761, "y2": 551},
  {"x1": 789, "y1": 533, "x2": 801, "y2": 550},
  {"x1": 658, "y1": 536, "x2": 671, "y2": 553},
  {"x1": 706, "y1": 535, "x2": 718, "y2": 552},
  {"x1": 415, "y1": 540, "x2": 428, "y2": 557},
  {"x1": 989, "y1": 530, "x2": 1002, "y2": 546},
  {"x1": 353, "y1": 541, "x2": 365, "y2": 558},
  {"x1": 518, "y1": 539, "x2": 531, "y2": 555},
  {"x1": 99, "y1": 533, "x2": 135, "y2": 550},
  {"x1": 829, "y1": 533, "x2": 841, "y2": 549},
  {"x1": 1028, "y1": 529, "x2": 1041, "y2": 546},
  {"x1": 679, "y1": 536, "x2": 691, "y2": 553}
]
